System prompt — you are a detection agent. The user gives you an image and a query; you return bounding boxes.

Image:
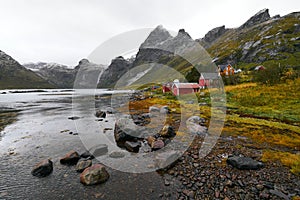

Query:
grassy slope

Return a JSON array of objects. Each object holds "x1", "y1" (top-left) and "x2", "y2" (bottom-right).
[
  {"x1": 132, "y1": 78, "x2": 300, "y2": 175},
  {"x1": 220, "y1": 79, "x2": 300, "y2": 175},
  {"x1": 207, "y1": 13, "x2": 300, "y2": 70}
]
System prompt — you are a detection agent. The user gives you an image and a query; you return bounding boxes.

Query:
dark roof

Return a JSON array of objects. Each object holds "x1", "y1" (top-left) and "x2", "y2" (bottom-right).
[
  {"x1": 219, "y1": 64, "x2": 232, "y2": 71},
  {"x1": 201, "y1": 73, "x2": 220, "y2": 79}
]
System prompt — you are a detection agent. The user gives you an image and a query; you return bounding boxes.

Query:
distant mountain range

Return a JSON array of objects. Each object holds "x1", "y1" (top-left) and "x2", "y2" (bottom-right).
[
  {"x1": 0, "y1": 50, "x2": 54, "y2": 89},
  {"x1": 0, "y1": 9, "x2": 299, "y2": 89}
]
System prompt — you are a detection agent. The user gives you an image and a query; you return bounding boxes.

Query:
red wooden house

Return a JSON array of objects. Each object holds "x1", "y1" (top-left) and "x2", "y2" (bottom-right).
[
  {"x1": 172, "y1": 83, "x2": 200, "y2": 96},
  {"x1": 162, "y1": 83, "x2": 172, "y2": 93},
  {"x1": 199, "y1": 73, "x2": 220, "y2": 88},
  {"x1": 218, "y1": 64, "x2": 234, "y2": 76}
]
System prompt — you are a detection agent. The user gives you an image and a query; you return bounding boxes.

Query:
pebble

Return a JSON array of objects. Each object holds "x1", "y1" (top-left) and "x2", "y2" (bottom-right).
[{"x1": 164, "y1": 180, "x2": 170, "y2": 186}]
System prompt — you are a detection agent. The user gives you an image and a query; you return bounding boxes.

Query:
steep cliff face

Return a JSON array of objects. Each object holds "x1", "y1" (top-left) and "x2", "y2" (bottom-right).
[
  {"x1": 197, "y1": 25, "x2": 228, "y2": 48},
  {"x1": 97, "y1": 26, "x2": 197, "y2": 88},
  {"x1": 73, "y1": 59, "x2": 105, "y2": 89},
  {"x1": 0, "y1": 50, "x2": 54, "y2": 89},
  {"x1": 239, "y1": 8, "x2": 271, "y2": 30},
  {"x1": 97, "y1": 56, "x2": 133, "y2": 88}
]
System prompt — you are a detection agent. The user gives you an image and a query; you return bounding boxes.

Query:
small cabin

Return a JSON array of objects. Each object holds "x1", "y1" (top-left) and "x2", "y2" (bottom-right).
[
  {"x1": 254, "y1": 65, "x2": 265, "y2": 71},
  {"x1": 172, "y1": 83, "x2": 200, "y2": 96},
  {"x1": 218, "y1": 64, "x2": 234, "y2": 76},
  {"x1": 199, "y1": 73, "x2": 220, "y2": 88},
  {"x1": 162, "y1": 83, "x2": 172, "y2": 93}
]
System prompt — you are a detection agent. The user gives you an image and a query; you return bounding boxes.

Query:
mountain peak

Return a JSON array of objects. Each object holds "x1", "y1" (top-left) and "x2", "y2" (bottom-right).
[
  {"x1": 198, "y1": 25, "x2": 228, "y2": 48},
  {"x1": 177, "y1": 29, "x2": 192, "y2": 39},
  {"x1": 140, "y1": 25, "x2": 172, "y2": 49},
  {"x1": 240, "y1": 8, "x2": 270, "y2": 29},
  {"x1": 78, "y1": 58, "x2": 90, "y2": 65}
]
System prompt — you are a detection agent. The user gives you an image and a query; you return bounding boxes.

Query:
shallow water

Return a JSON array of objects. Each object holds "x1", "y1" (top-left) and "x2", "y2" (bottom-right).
[{"x1": 0, "y1": 89, "x2": 176, "y2": 200}]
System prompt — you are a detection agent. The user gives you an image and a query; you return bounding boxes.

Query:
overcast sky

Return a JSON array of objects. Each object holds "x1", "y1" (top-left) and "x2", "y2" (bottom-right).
[{"x1": 0, "y1": 0, "x2": 299, "y2": 66}]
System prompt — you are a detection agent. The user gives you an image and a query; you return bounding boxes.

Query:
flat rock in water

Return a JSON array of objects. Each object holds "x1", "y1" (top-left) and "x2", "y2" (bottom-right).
[
  {"x1": 226, "y1": 156, "x2": 264, "y2": 170},
  {"x1": 80, "y1": 164, "x2": 110, "y2": 185},
  {"x1": 89, "y1": 144, "x2": 108, "y2": 157},
  {"x1": 60, "y1": 150, "x2": 80, "y2": 165},
  {"x1": 95, "y1": 111, "x2": 106, "y2": 118},
  {"x1": 31, "y1": 159, "x2": 53, "y2": 177},
  {"x1": 68, "y1": 116, "x2": 80, "y2": 120},
  {"x1": 109, "y1": 151, "x2": 125, "y2": 158},
  {"x1": 76, "y1": 160, "x2": 92, "y2": 173}
]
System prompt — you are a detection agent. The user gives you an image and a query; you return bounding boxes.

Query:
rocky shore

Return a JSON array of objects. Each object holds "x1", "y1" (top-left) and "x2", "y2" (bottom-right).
[
  {"x1": 0, "y1": 90, "x2": 299, "y2": 199},
  {"x1": 124, "y1": 92, "x2": 300, "y2": 199}
]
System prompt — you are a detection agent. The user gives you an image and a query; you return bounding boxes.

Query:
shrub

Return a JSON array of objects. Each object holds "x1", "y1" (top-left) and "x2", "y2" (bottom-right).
[{"x1": 253, "y1": 65, "x2": 287, "y2": 85}]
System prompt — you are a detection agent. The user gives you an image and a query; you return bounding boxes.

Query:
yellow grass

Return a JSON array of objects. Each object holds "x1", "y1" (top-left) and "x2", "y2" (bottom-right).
[{"x1": 262, "y1": 150, "x2": 300, "y2": 175}]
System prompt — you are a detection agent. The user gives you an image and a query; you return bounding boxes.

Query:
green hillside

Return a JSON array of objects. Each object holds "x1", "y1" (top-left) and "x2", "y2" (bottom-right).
[
  {"x1": 0, "y1": 50, "x2": 54, "y2": 89},
  {"x1": 207, "y1": 12, "x2": 300, "y2": 70}
]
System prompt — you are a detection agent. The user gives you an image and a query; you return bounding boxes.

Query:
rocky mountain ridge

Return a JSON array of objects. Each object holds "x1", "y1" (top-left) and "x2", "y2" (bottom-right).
[
  {"x1": 23, "y1": 59, "x2": 104, "y2": 88},
  {"x1": 1, "y1": 8, "x2": 299, "y2": 89},
  {"x1": 206, "y1": 11, "x2": 300, "y2": 68},
  {"x1": 0, "y1": 50, "x2": 54, "y2": 89}
]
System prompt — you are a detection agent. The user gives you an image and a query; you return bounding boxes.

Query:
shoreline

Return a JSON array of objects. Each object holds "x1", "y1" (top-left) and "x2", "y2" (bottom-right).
[{"x1": 0, "y1": 89, "x2": 299, "y2": 199}]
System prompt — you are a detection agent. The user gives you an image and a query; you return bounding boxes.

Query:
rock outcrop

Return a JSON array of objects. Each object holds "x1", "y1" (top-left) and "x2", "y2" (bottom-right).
[
  {"x1": 74, "y1": 59, "x2": 104, "y2": 89},
  {"x1": 97, "y1": 56, "x2": 133, "y2": 88},
  {"x1": 198, "y1": 25, "x2": 228, "y2": 48},
  {"x1": 239, "y1": 8, "x2": 271, "y2": 30},
  {"x1": 97, "y1": 26, "x2": 196, "y2": 88}
]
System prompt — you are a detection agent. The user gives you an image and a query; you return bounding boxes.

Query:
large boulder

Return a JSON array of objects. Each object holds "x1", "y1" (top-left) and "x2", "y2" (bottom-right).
[
  {"x1": 31, "y1": 159, "x2": 53, "y2": 177},
  {"x1": 80, "y1": 164, "x2": 110, "y2": 185},
  {"x1": 227, "y1": 156, "x2": 264, "y2": 170},
  {"x1": 60, "y1": 150, "x2": 80, "y2": 165},
  {"x1": 76, "y1": 160, "x2": 92, "y2": 173},
  {"x1": 114, "y1": 117, "x2": 153, "y2": 147}
]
